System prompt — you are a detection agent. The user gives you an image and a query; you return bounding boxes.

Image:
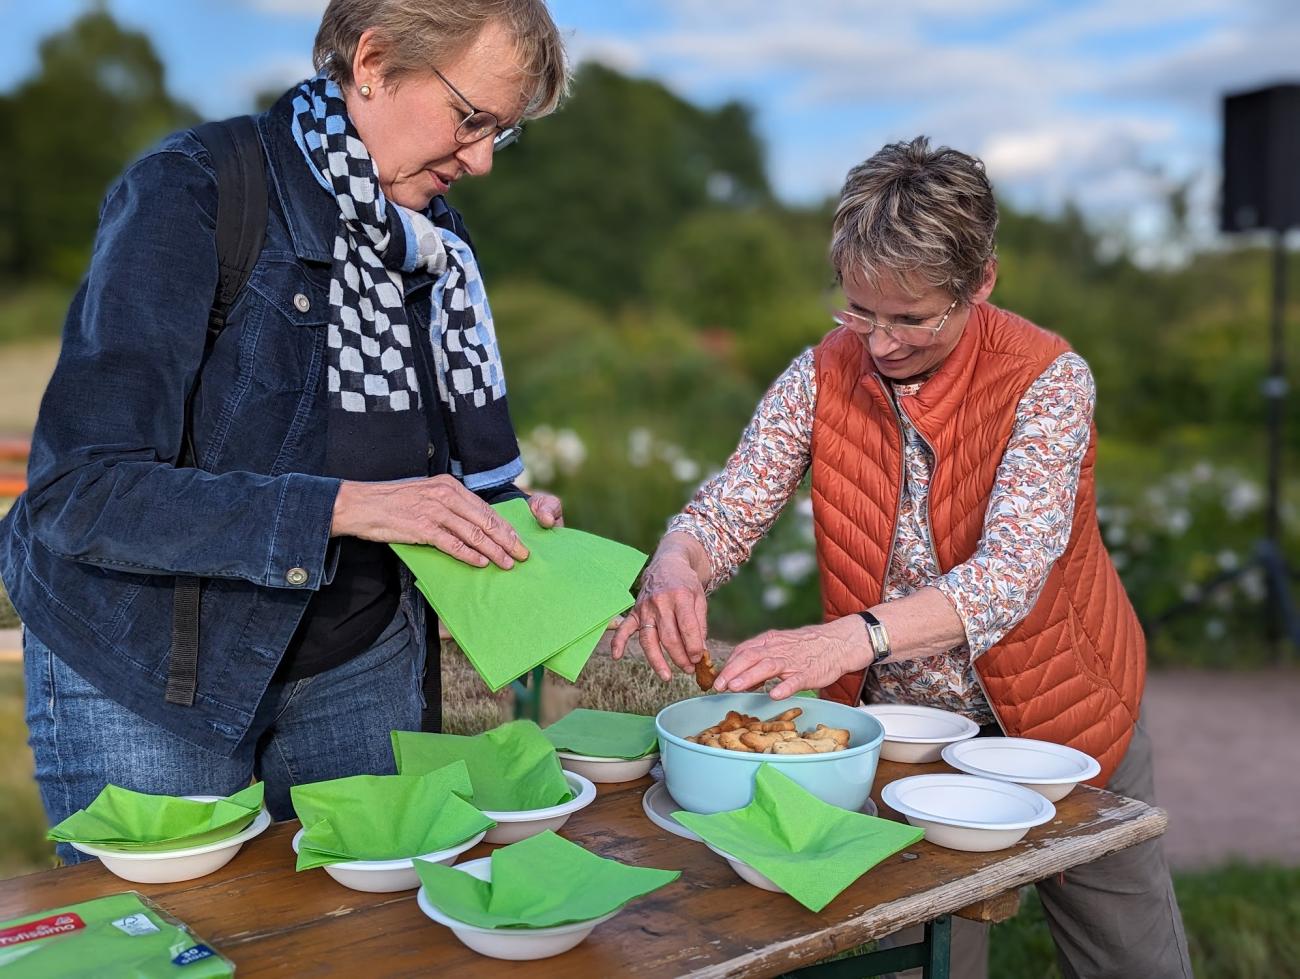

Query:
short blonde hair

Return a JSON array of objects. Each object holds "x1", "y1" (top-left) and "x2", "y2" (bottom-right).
[
  {"x1": 830, "y1": 136, "x2": 998, "y2": 303},
  {"x1": 313, "y1": 0, "x2": 569, "y2": 118}
]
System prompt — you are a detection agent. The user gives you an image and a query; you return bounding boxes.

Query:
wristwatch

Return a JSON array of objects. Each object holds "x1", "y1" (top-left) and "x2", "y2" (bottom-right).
[{"x1": 856, "y1": 610, "x2": 893, "y2": 665}]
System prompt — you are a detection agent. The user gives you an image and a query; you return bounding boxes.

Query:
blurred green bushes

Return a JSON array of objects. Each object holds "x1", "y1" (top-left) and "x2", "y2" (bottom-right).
[{"x1": 2, "y1": 9, "x2": 1297, "y2": 662}]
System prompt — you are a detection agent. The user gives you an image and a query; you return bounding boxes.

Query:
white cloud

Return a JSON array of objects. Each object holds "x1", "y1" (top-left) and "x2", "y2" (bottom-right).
[
  {"x1": 566, "y1": 0, "x2": 1297, "y2": 242},
  {"x1": 238, "y1": 0, "x2": 327, "y2": 14}
]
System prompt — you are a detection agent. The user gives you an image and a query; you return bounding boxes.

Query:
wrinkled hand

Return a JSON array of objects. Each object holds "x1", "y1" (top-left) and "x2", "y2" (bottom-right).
[
  {"x1": 331, "y1": 475, "x2": 529, "y2": 569},
  {"x1": 714, "y1": 616, "x2": 871, "y2": 700},
  {"x1": 527, "y1": 491, "x2": 564, "y2": 528},
  {"x1": 611, "y1": 552, "x2": 708, "y2": 681}
]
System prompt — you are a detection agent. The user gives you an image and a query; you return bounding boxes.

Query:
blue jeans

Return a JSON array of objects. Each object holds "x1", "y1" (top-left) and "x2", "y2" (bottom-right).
[{"x1": 24, "y1": 610, "x2": 423, "y2": 866}]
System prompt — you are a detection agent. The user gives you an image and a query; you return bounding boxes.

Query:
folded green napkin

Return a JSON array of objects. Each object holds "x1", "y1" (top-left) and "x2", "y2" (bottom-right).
[
  {"x1": 392, "y1": 498, "x2": 646, "y2": 691},
  {"x1": 674, "y1": 765, "x2": 923, "y2": 912},
  {"x1": 392, "y1": 720, "x2": 573, "y2": 812},
  {"x1": 289, "y1": 762, "x2": 495, "y2": 870},
  {"x1": 47, "y1": 783, "x2": 264, "y2": 853},
  {"x1": 541, "y1": 527, "x2": 648, "y2": 681},
  {"x1": 0, "y1": 893, "x2": 234, "y2": 978},
  {"x1": 543, "y1": 709, "x2": 658, "y2": 759},
  {"x1": 414, "y1": 830, "x2": 679, "y2": 929}
]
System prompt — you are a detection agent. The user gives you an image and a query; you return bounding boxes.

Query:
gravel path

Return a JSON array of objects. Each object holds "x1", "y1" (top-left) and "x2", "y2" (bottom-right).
[{"x1": 1142, "y1": 667, "x2": 1300, "y2": 869}]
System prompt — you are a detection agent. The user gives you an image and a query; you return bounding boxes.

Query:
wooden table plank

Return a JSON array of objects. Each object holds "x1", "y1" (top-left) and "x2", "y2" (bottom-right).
[{"x1": 0, "y1": 761, "x2": 1166, "y2": 978}]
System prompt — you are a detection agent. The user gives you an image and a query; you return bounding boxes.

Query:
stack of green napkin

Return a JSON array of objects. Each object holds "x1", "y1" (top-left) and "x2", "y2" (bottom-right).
[
  {"x1": 47, "y1": 784, "x2": 264, "y2": 853},
  {"x1": 289, "y1": 762, "x2": 495, "y2": 870},
  {"x1": 674, "y1": 766, "x2": 924, "y2": 912},
  {"x1": 391, "y1": 497, "x2": 647, "y2": 691},
  {"x1": 414, "y1": 830, "x2": 679, "y2": 929},
  {"x1": 543, "y1": 709, "x2": 658, "y2": 759},
  {"x1": 392, "y1": 720, "x2": 573, "y2": 812},
  {"x1": 0, "y1": 893, "x2": 234, "y2": 978}
]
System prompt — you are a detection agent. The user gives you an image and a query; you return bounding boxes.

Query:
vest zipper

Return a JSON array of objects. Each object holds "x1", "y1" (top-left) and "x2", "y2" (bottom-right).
[
  {"x1": 854, "y1": 377, "x2": 909, "y2": 706},
  {"x1": 881, "y1": 380, "x2": 1007, "y2": 735}
]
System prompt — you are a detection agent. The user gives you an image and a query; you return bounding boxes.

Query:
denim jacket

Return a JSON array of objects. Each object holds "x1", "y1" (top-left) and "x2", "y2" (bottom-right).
[{"x1": 0, "y1": 94, "x2": 497, "y2": 753}]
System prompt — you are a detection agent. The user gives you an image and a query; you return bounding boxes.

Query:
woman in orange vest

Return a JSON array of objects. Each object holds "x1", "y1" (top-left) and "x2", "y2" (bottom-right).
[{"x1": 613, "y1": 137, "x2": 1191, "y2": 979}]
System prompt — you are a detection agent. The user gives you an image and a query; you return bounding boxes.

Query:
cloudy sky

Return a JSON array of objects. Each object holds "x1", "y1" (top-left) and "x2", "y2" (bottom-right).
[{"x1": 1, "y1": 0, "x2": 1295, "y2": 248}]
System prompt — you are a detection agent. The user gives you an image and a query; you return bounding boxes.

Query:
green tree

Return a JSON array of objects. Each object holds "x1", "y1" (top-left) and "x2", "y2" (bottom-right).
[
  {"x1": 449, "y1": 62, "x2": 772, "y2": 308},
  {"x1": 0, "y1": 6, "x2": 197, "y2": 284}
]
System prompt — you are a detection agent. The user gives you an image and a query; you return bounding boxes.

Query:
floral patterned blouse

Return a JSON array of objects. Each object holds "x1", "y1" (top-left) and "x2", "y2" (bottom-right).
[{"x1": 667, "y1": 348, "x2": 1097, "y2": 724}]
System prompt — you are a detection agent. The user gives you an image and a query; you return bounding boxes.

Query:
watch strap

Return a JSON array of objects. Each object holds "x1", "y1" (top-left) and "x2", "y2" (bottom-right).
[{"x1": 856, "y1": 610, "x2": 893, "y2": 665}]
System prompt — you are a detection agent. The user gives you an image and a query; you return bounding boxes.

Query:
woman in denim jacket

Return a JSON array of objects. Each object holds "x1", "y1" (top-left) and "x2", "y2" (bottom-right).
[{"x1": 0, "y1": 0, "x2": 568, "y2": 861}]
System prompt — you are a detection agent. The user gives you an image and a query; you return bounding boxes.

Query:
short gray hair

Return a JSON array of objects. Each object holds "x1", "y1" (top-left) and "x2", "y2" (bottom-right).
[
  {"x1": 313, "y1": 0, "x2": 569, "y2": 118},
  {"x1": 830, "y1": 136, "x2": 998, "y2": 303}
]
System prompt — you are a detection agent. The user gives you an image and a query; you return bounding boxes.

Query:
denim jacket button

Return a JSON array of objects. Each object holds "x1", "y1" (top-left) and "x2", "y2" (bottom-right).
[
  {"x1": 285, "y1": 567, "x2": 309, "y2": 586},
  {"x1": 426, "y1": 442, "x2": 435, "y2": 459},
  {"x1": 293, "y1": 293, "x2": 311, "y2": 313}
]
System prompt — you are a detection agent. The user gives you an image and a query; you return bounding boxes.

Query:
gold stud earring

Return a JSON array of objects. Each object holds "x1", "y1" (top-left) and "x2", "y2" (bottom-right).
[{"x1": 359, "y1": 84, "x2": 372, "y2": 98}]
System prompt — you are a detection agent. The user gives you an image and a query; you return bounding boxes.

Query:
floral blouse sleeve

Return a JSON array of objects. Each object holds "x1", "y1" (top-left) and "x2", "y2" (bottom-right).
[
  {"x1": 667, "y1": 350, "x2": 816, "y2": 593},
  {"x1": 931, "y1": 352, "x2": 1097, "y2": 657}
]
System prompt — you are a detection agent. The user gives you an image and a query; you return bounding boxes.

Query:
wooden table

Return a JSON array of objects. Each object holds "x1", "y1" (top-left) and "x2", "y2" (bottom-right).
[{"x1": 0, "y1": 760, "x2": 1166, "y2": 978}]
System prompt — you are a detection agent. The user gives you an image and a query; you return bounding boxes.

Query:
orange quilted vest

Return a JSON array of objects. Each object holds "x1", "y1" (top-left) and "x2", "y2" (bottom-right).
[{"x1": 811, "y1": 302, "x2": 1145, "y2": 786}]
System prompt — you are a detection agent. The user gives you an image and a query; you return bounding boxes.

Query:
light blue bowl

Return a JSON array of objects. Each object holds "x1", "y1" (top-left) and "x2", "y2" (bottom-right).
[{"x1": 654, "y1": 693, "x2": 885, "y2": 814}]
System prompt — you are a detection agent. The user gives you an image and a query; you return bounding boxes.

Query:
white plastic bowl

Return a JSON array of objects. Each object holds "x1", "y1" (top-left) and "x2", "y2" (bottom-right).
[
  {"x1": 290, "y1": 828, "x2": 488, "y2": 892},
  {"x1": 857, "y1": 704, "x2": 980, "y2": 763},
  {"x1": 941, "y1": 737, "x2": 1101, "y2": 802},
  {"x1": 882, "y1": 773, "x2": 1055, "y2": 852},
  {"x1": 703, "y1": 842, "x2": 785, "y2": 894},
  {"x1": 480, "y1": 772, "x2": 596, "y2": 844},
  {"x1": 556, "y1": 751, "x2": 659, "y2": 784},
  {"x1": 416, "y1": 856, "x2": 621, "y2": 960},
  {"x1": 69, "y1": 798, "x2": 271, "y2": 884}
]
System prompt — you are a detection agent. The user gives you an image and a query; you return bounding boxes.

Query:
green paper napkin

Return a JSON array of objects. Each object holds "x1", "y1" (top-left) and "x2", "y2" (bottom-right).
[
  {"x1": 47, "y1": 783, "x2": 264, "y2": 853},
  {"x1": 414, "y1": 830, "x2": 679, "y2": 929},
  {"x1": 542, "y1": 527, "x2": 648, "y2": 680},
  {"x1": 674, "y1": 765, "x2": 923, "y2": 912},
  {"x1": 289, "y1": 762, "x2": 494, "y2": 870},
  {"x1": 0, "y1": 893, "x2": 234, "y2": 978},
  {"x1": 543, "y1": 709, "x2": 658, "y2": 760},
  {"x1": 392, "y1": 720, "x2": 573, "y2": 812},
  {"x1": 392, "y1": 498, "x2": 646, "y2": 692}
]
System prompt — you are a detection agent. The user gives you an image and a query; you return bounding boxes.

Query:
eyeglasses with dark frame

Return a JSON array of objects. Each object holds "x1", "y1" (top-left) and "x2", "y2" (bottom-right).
[
  {"x1": 432, "y1": 67, "x2": 523, "y2": 150},
  {"x1": 831, "y1": 298, "x2": 959, "y2": 347}
]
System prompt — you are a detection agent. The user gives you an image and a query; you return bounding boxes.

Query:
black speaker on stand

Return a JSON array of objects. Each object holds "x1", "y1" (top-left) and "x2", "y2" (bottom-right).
[{"x1": 1153, "y1": 83, "x2": 1300, "y2": 655}]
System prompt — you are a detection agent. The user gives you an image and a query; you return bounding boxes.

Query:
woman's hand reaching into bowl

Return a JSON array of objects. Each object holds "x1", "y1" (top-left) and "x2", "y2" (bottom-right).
[
  {"x1": 611, "y1": 533, "x2": 711, "y2": 681},
  {"x1": 713, "y1": 616, "x2": 872, "y2": 700}
]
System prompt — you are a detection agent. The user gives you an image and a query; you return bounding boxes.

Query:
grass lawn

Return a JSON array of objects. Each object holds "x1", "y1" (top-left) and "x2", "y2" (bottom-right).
[{"x1": 0, "y1": 653, "x2": 1296, "y2": 977}]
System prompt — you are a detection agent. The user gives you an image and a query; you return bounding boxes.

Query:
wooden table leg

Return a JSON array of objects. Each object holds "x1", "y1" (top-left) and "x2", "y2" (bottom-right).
[
  {"x1": 781, "y1": 914, "x2": 953, "y2": 978},
  {"x1": 511, "y1": 664, "x2": 546, "y2": 722}
]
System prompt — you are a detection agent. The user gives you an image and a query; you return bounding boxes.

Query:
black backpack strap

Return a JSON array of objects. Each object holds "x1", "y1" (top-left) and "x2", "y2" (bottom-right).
[{"x1": 166, "y1": 116, "x2": 267, "y2": 708}]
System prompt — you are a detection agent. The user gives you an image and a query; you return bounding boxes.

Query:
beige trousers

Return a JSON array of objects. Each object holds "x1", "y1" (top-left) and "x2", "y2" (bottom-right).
[{"x1": 883, "y1": 720, "x2": 1192, "y2": 979}]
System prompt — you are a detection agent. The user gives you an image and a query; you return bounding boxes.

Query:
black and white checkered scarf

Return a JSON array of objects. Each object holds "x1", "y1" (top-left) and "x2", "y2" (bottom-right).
[{"x1": 290, "y1": 74, "x2": 521, "y2": 490}]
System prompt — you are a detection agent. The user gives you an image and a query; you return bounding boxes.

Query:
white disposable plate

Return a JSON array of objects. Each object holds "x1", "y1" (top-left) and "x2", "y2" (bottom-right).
[
  {"x1": 70, "y1": 797, "x2": 271, "y2": 884},
  {"x1": 640, "y1": 781, "x2": 877, "y2": 844},
  {"x1": 941, "y1": 738, "x2": 1101, "y2": 802},
  {"x1": 857, "y1": 705, "x2": 980, "y2": 763},
  {"x1": 480, "y1": 772, "x2": 596, "y2": 844},
  {"x1": 291, "y1": 828, "x2": 487, "y2": 893},
  {"x1": 557, "y1": 751, "x2": 659, "y2": 784},
  {"x1": 703, "y1": 842, "x2": 785, "y2": 894},
  {"x1": 416, "y1": 856, "x2": 620, "y2": 960},
  {"x1": 641, "y1": 781, "x2": 703, "y2": 842},
  {"x1": 882, "y1": 774, "x2": 1055, "y2": 852}
]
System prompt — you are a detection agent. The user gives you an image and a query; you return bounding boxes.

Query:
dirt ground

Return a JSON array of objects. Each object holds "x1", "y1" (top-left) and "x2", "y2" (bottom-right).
[{"x1": 1140, "y1": 667, "x2": 1300, "y2": 869}]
